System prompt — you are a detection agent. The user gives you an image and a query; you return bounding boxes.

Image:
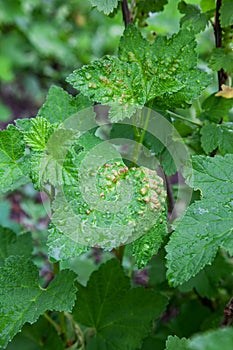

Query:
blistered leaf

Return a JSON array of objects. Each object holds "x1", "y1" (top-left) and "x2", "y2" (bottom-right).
[
  {"x1": 0, "y1": 126, "x2": 30, "y2": 193},
  {"x1": 67, "y1": 26, "x2": 210, "y2": 120},
  {"x1": 67, "y1": 56, "x2": 146, "y2": 121},
  {"x1": 52, "y1": 159, "x2": 167, "y2": 250},
  {"x1": 0, "y1": 256, "x2": 77, "y2": 348},
  {"x1": 73, "y1": 259, "x2": 168, "y2": 350},
  {"x1": 89, "y1": 0, "x2": 118, "y2": 15}
]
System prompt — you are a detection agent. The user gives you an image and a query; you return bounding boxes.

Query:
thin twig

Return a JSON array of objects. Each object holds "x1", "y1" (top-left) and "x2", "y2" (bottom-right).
[
  {"x1": 214, "y1": 0, "x2": 228, "y2": 90},
  {"x1": 164, "y1": 174, "x2": 177, "y2": 221},
  {"x1": 121, "y1": 0, "x2": 131, "y2": 27}
]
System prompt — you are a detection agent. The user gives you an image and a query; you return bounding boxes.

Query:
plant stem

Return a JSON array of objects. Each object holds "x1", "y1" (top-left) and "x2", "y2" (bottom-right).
[
  {"x1": 214, "y1": 0, "x2": 228, "y2": 90},
  {"x1": 44, "y1": 312, "x2": 61, "y2": 334},
  {"x1": 53, "y1": 261, "x2": 68, "y2": 345},
  {"x1": 164, "y1": 174, "x2": 177, "y2": 221},
  {"x1": 65, "y1": 312, "x2": 85, "y2": 348},
  {"x1": 166, "y1": 110, "x2": 202, "y2": 126},
  {"x1": 113, "y1": 245, "x2": 125, "y2": 263},
  {"x1": 121, "y1": 0, "x2": 131, "y2": 27}
]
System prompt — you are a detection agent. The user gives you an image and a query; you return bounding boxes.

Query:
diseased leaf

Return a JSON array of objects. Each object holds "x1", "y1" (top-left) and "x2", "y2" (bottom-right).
[
  {"x1": 89, "y1": 0, "x2": 118, "y2": 15},
  {"x1": 67, "y1": 56, "x2": 146, "y2": 121},
  {"x1": 189, "y1": 327, "x2": 233, "y2": 350},
  {"x1": 201, "y1": 123, "x2": 233, "y2": 154},
  {"x1": 0, "y1": 256, "x2": 77, "y2": 348},
  {"x1": 165, "y1": 335, "x2": 189, "y2": 350},
  {"x1": 52, "y1": 159, "x2": 166, "y2": 250},
  {"x1": 0, "y1": 228, "x2": 32, "y2": 266},
  {"x1": 67, "y1": 26, "x2": 210, "y2": 121},
  {"x1": 0, "y1": 126, "x2": 30, "y2": 193},
  {"x1": 220, "y1": 0, "x2": 233, "y2": 27},
  {"x1": 73, "y1": 259, "x2": 168, "y2": 350},
  {"x1": 166, "y1": 154, "x2": 233, "y2": 286}
]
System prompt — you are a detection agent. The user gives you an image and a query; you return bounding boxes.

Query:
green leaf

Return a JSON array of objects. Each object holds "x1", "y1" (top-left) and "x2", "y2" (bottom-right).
[
  {"x1": 132, "y1": 212, "x2": 167, "y2": 269},
  {"x1": 220, "y1": 0, "x2": 233, "y2": 27},
  {"x1": 201, "y1": 123, "x2": 233, "y2": 154},
  {"x1": 0, "y1": 256, "x2": 77, "y2": 348},
  {"x1": 28, "y1": 128, "x2": 78, "y2": 190},
  {"x1": 189, "y1": 327, "x2": 233, "y2": 350},
  {"x1": 73, "y1": 259, "x2": 168, "y2": 350},
  {"x1": 200, "y1": 124, "x2": 218, "y2": 153},
  {"x1": 166, "y1": 154, "x2": 233, "y2": 286},
  {"x1": 165, "y1": 335, "x2": 189, "y2": 350},
  {"x1": 0, "y1": 228, "x2": 32, "y2": 266},
  {"x1": 179, "y1": 252, "x2": 233, "y2": 298},
  {"x1": 200, "y1": 0, "x2": 215, "y2": 12},
  {"x1": 166, "y1": 198, "x2": 233, "y2": 286},
  {"x1": 192, "y1": 154, "x2": 233, "y2": 199},
  {"x1": 0, "y1": 126, "x2": 30, "y2": 193},
  {"x1": 200, "y1": 93, "x2": 233, "y2": 122},
  {"x1": 6, "y1": 316, "x2": 65, "y2": 350},
  {"x1": 37, "y1": 85, "x2": 93, "y2": 124},
  {"x1": 89, "y1": 0, "x2": 118, "y2": 15},
  {"x1": 136, "y1": 0, "x2": 168, "y2": 14},
  {"x1": 67, "y1": 56, "x2": 146, "y2": 121},
  {"x1": 209, "y1": 48, "x2": 233, "y2": 74},
  {"x1": 23, "y1": 117, "x2": 53, "y2": 152},
  {"x1": 47, "y1": 224, "x2": 88, "y2": 261},
  {"x1": 178, "y1": 1, "x2": 211, "y2": 33}
]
